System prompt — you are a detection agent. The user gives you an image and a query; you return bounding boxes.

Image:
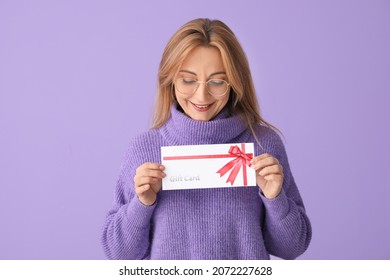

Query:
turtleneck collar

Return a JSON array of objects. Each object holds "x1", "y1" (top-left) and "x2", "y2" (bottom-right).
[{"x1": 159, "y1": 104, "x2": 251, "y2": 145}]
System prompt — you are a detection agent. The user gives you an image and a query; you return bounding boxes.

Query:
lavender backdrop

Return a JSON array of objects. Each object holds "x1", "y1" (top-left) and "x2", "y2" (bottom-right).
[{"x1": 0, "y1": 0, "x2": 389, "y2": 260}]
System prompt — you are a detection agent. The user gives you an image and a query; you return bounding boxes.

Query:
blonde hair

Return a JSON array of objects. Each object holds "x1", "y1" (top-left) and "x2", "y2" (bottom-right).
[{"x1": 152, "y1": 18, "x2": 279, "y2": 143}]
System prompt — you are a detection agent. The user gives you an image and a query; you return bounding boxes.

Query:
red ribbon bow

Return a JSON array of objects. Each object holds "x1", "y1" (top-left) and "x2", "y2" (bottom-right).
[{"x1": 216, "y1": 144, "x2": 253, "y2": 186}]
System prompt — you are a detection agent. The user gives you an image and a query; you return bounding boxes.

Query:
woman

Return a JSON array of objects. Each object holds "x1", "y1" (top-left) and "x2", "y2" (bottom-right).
[{"x1": 101, "y1": 18, "x2": 312, "y2": 259}]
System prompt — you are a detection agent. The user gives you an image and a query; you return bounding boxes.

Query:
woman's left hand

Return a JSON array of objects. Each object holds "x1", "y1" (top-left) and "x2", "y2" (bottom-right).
[{"x1": 250, "y1": 153, "x2": 284, "y2": 199}]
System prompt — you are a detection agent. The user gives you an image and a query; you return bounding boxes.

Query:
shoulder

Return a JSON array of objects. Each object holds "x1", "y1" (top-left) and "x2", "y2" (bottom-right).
[
  {"x1": 126, "y1": 128, "x2": 163, "y2": 159},
  {"x1": 252, "y1": 124, "x2": 295, "y2": 181},
  {"x1": 254, "y1": 124, "x2": 284, "y2": 147},
  {"x1": 130, "y1": 128, "x2": 162, "y2": 149},
  {"x1": 119, "y1": 129, "x2": 164, "y2": 173},
  {"x1": 253, "y1": 124, "x2": 286, "y2": 158}
]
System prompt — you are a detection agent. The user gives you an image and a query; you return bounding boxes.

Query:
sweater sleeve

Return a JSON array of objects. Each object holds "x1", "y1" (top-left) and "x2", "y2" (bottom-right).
[
  {"x1": 101, "y1": 137, "x2": 156, "y2": 260},
  {"x1": 259, "y1": 132, "x2": 312, "y2": 259}
]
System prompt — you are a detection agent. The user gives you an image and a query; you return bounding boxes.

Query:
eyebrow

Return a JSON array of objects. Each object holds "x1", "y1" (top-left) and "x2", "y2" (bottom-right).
[{"x1": 178, "y1": 70, "x2": 227, "y2": 78}]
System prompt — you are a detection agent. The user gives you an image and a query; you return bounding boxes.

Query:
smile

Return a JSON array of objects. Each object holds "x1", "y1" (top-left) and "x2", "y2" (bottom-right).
[{"x1": 190, "y1": 101, "x2": 213, "y2": 112}]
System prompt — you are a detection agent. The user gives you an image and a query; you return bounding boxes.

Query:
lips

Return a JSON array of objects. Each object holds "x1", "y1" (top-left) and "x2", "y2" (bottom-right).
[{"x1": 190, "y1": 101, "x2": 213, "y2": 112}]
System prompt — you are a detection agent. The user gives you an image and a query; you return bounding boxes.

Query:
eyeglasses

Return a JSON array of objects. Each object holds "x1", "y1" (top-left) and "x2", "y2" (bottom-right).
[{"x1": 174, "y1": 78, "x2": 230, "y2": 97}]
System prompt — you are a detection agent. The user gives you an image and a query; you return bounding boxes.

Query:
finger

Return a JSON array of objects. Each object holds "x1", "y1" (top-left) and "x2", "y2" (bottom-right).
[
  {"x1": 250, "y1": 153, "x2": 270, "y2": 165},
  {"x1": 264, "y1": 173, "x2": 283, "y2": 182},
  {"x1": 258, "y1": 164, "x2": 283, "y2": 177},
  {"x1": 251, "y1": 154, "x2": 278, "y2": 165},
  {"x1": 135, "y1": 176, "x2": 159, "y2": 188},
  {"x1": 135, "y1": 184, "x2": 151, "y2": 196},
  {"x1": 251, "y1": 156, "x2": 279, "y2": 171},
  {"x1": 136, "y1": 163, "x2": 165, "y2": 174},
  {"x1": 133, "y1": 174, "x2": 166, "y2": 187},
  {"x1": 136, "y1": 169, "x2": 166, "y2": 179}
]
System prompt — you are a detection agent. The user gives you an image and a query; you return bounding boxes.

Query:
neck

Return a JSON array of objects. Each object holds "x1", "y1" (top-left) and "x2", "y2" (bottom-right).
[{"x1": 159, "y1": 104, "x2": 251, "y2": 145}]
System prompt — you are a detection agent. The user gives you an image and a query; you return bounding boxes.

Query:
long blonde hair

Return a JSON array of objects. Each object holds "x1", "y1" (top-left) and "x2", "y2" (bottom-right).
[{"x1": 152, "y1": 18, "x2": 279, "y2": 142}]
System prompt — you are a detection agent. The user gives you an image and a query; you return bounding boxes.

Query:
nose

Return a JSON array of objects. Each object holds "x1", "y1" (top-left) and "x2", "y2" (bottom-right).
[{"x1": 193, "y1": 82, "x2": 209, "y2": 101}]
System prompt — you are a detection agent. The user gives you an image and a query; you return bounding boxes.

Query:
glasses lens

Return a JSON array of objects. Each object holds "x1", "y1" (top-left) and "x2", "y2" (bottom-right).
[
  {"x1": 207, "y1": 79, "x2": 228, "y2": 96},
  {"x1": 175, "y1": 78, "x2": 228, "y2": 96},
  {"x1": 176, "y1": 78, "x2": 197, "y2": 95}
]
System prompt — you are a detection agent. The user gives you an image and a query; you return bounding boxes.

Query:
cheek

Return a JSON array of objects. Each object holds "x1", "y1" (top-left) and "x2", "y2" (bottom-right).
[
  {"x1": 217, "y1": 95, "x2": 230, "y2": 108},
  {"x1": 174, "y1": 92, "x2": 185, "y2": 105}
]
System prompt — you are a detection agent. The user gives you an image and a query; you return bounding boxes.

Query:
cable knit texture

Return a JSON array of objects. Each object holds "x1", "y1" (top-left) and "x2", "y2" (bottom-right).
[{"x1": 101, "y1": 105, "x2": 312, "y2": 260}]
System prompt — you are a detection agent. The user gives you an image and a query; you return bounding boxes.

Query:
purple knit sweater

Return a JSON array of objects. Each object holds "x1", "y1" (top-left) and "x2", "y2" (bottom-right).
[{"x1": 101, "y1": 105, "x2": 312, "y2": 260}]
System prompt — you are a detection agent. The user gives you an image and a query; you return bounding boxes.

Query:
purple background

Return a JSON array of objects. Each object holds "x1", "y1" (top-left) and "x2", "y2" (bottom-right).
[{"x1": 0, "y1": 0, "x2": 389, "y2": 260}]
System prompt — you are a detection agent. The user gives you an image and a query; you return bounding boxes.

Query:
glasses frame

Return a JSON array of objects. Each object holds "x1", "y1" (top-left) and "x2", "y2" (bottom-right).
[{"x1": 174, "y1": 78, "x2": 230, "y2": 97}]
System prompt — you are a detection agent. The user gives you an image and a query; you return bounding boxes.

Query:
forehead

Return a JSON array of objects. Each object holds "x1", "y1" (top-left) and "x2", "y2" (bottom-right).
[{"x1": 180, "y1": 46, "x2": 225, "y2": 73}]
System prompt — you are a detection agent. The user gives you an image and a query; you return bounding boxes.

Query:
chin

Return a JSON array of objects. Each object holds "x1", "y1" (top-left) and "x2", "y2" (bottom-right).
[{"x1": 187, "y1": 107, "x2": 221, "y2": 121}]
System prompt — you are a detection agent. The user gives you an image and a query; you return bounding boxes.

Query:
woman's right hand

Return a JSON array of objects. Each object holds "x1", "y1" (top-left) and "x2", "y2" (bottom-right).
[{"x1": 134, "y1": 162, "x2": 166, "y2": 206}]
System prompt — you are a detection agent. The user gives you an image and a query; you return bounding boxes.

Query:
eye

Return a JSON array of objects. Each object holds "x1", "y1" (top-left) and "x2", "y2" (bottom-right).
[
  {"x1": 208, "y1": 79, "x2": 226, "y2": 86},
  {"x1": 181, "y1": 78, "x2": 197, "y2": 85}
]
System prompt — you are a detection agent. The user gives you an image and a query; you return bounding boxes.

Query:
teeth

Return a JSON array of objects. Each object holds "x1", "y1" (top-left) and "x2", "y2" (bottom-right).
[{"x1": 195, "y1": 104, "x2": 208, "y2": 109}]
